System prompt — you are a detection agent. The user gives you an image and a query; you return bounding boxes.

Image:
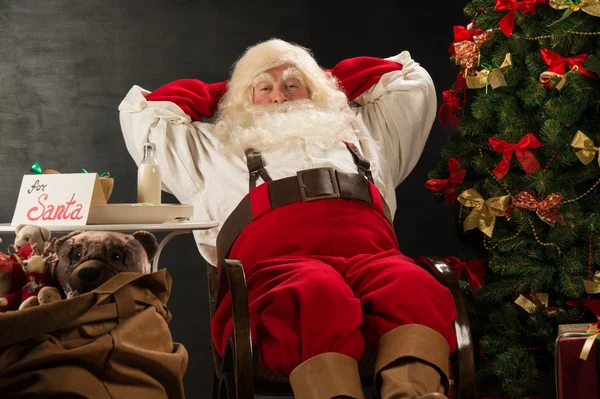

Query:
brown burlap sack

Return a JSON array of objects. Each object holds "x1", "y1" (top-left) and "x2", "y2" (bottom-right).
[{"x1": 0, "y1": 269, "x2": 188, "y2": 398}]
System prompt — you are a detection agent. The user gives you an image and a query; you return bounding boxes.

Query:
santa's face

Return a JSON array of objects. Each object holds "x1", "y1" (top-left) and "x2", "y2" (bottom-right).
[
  {"x1": 215, "y1": 61, "x2": 357, "y2": 155},
  {"x1": 252, "y1": 63, "x2": 310, "y2": 104}
]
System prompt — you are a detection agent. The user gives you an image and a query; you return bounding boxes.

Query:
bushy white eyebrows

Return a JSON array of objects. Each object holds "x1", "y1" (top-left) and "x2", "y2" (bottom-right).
[
  {"x1": 252, "y1": 72, "x2": 274, "y2": 87},
  {"x1": 252, "y1": 67, "x2": 306, "y2": 87},
  {"x1": 282, "y1": 68, "x2": 305, "y2": 85}
]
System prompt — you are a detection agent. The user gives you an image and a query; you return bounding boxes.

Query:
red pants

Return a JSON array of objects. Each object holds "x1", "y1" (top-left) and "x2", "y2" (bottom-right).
[{"x1": 211, "y1": 194, "x2": 457, "y2": 376}]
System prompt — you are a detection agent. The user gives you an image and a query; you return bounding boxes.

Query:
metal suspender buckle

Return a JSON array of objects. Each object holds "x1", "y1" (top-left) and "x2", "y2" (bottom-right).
[{"x1": 297, "y1": 168, "x2": 341, "y2": 202}]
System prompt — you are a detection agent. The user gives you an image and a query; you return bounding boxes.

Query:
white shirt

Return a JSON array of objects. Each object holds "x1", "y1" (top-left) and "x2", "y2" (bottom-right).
[{"x1": 119, "y1": 51, "x2": 436, "y2": 266}]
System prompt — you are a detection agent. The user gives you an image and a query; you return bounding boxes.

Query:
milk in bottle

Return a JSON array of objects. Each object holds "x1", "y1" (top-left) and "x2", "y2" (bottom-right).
[{"x1": 137, "y1": 142, "x2": 162, "y2": 205}]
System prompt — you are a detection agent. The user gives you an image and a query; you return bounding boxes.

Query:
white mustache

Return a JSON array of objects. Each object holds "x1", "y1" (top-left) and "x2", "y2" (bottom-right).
[{"x1": 214, "y1": 102, "x2": 357, "y2": 154}]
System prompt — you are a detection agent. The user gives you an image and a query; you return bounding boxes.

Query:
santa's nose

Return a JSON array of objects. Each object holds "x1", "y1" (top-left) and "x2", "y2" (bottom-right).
[{"x1": 271, "y1": 89, "x2": 287, "y2": 103}]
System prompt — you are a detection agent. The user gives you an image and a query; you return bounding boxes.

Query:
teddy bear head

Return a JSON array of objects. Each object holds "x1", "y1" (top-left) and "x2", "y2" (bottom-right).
[
  {"x1": 15, "y1": 224, "x2": 51, "y2": 254},
  {"x1": 22, "y1": 254, "x2": 57, "y2": 275},
  {"x1": 54, "y1": 230, "x2": 158, "y2": 297}
]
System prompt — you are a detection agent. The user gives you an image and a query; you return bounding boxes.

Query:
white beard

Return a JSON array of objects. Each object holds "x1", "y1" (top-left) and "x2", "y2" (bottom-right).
[{"x1": 214, "y1": 100, "x2": 359, "y2": 155}]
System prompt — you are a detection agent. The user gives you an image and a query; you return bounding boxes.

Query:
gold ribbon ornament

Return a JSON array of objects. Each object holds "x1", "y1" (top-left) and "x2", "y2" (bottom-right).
[
  {"x1": 466, "y1": 53, "x2": 512, "y2": 91},
  {"x1": 571, "y1": 130, "x2": 600, "y2": 166},
  {"x1": 457, "y1": 188, "x2": 510, "y2": 237},
  {"x1": 515, "y1": 293, "x2": 558, "y2": 316},
  {"x1": 515, "y1": 294, "x2": 547, "y2": 313},
  {"x1": 584, "y1": 271, "x2": 600, "y2": 294},
  {"x1": 550, "y1": 0, "x2": 600, "y2": 25},
  {"x1": 539, "y1": 64, "x2": 579, "y2": 90}
]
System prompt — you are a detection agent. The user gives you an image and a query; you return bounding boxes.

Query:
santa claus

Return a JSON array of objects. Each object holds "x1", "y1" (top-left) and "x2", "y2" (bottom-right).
[{"x1": 120, "y1": 38, "x2": 456, "y2": 399}]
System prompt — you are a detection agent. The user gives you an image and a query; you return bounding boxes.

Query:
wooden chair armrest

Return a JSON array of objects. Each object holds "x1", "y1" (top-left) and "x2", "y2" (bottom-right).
[{"x1": 414, "y1": 256, "x2": 476, "y2": 399}]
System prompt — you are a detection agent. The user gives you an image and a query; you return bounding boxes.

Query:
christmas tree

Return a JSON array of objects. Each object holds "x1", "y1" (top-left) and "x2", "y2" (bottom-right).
[{"x1": 429, "y1": 0, "x2": 600, "y2": 397}]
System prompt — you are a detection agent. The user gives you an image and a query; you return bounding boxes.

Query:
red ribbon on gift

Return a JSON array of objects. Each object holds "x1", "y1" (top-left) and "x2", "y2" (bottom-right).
[
  {"x1": 489, "y1": 133, "x2": 541, "y2": 179},
  {"x1": 445, "y1": 256, "x2": 485, "y2": 291},
  {"x1": 438, "y1": 90, "x2": 461, "y2": 128},
  {"x1": 449, "y1": 24, "x2": 484, "y2": 55},
  {"x1": 540, "y1": 49, "x2": 597, "y2": 81},
  {"x1": 425, "y1": 158, "x2": 467, "y2": 206},
  {"x1": 508, "y1": 190, "x2": 565, "y2": 226},
  {"x1": 495, "y1": 0, "x2": 548, "y2": 37}
]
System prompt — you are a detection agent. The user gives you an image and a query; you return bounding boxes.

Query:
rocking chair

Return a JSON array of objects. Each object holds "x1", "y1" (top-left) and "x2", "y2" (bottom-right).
[{"x1": 206, "y1": 256, "x2": 476, "y2": 399}]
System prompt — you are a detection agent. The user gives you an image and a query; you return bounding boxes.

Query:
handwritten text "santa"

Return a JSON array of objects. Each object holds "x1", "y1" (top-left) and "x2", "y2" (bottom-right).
[{"x1": 26, "y1": 193, "x2": 84, "y2": 221}]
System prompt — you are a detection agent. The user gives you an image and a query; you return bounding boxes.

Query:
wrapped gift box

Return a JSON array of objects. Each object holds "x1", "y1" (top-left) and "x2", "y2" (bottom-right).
[{"x1": 556, "y1": 323, "x2": 600, "y2": 399}]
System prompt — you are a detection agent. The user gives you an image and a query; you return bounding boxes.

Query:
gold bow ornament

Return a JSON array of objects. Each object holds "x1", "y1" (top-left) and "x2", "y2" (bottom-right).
[
  {"x1": 549, "y1": 0, "x2": 600, "y2": 25},
  {"x1": 539, "y1": 64, "x2": 579, "y2": 90},
  {"x1": 515, "y1": 293, "x2": 559, "y2": 316},
  {"x1": 584, "y1": 271, "x2": 600, "y2": 294},
  {"x1": 457, "y1": 189, "x2": 511, "y2": 237},
  {"x1": 571, "y1": 130, "x2": 600, "y2": 166},
  {"x1": 466, "y1": 53, "x2": 512, "y2": 91}
]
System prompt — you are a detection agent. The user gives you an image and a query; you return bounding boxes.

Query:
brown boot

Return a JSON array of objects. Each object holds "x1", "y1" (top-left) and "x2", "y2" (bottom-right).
[
  {"x1": 375, "y1": 325, "x2": 450, "y2": 399},
  {"x1": 289, "y1": 352, "x2": 367, "y2": 399}
]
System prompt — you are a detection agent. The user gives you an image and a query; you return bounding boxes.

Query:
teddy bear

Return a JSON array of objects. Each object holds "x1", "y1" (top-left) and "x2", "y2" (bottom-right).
[
  {"x1": 14, "y1": 224, "x2": 51, "y2": 255},
  {"x1": 53, "y1": 230, "x2": 158, "y2": 298},
  {"x1": 17, "y1": 254, "x2": 60, "y2": 310},
  {"x1": 0, "y1": 253, "x2": 58, "y2": 311}
]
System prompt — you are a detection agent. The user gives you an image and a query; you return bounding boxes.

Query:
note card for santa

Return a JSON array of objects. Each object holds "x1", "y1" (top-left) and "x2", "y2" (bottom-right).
[{"x1": 11, "y1": 173, "x2": 106, "y2": 227}]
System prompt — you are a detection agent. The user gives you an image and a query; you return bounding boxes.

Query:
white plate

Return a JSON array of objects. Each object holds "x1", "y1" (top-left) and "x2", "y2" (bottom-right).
[{"x1": 87, "y1": 204, "x2": 194, "y2": 224}]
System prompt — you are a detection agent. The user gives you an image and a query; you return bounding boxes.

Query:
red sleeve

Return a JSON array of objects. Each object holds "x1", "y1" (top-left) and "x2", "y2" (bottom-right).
[
  {"x1": 328, "y1": 57, "x2": 403, "y2": 101},
  {"x1": 145, "y1": 79, "x2": 228, "y2": 121}
]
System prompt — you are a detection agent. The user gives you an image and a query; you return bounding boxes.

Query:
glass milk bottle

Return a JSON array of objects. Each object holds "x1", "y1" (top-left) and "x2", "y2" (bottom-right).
[{"x1": 137, "y1": 142, "x2": 162, "y2": 205}]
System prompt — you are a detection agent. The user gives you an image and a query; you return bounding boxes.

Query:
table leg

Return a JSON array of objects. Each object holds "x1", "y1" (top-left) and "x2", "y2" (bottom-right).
[{"x1": 152, "y1": 230, "x2": 192, "y2": 272}]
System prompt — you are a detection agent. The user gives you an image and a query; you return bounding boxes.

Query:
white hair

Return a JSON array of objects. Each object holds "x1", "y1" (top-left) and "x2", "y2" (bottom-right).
[{"x1": 217, "y1": 38, "x2": 349, "y2": 122}]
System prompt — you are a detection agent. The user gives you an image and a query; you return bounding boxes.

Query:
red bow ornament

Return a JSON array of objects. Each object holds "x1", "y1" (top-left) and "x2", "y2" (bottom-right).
[
  {"x1": 508, "y1": 190, "x2": 565, "y2": 226},
  {"x1": 438, "y1": 90, "x2": 461, "y2": 128},
  {"x1": 426, "y1": 158, "x2": 467, "y2": 206},
  {"x1": 540, "y1": 49, "x2": 597, "y2": 88},
  {"x1": 495, "y1": 0, "x2": 548, "y2": 37},
  {"x1": 449, "y1": 24, "x2": 482, "y2": 55},
  {"x1": 452, "y1": 25, "x2": 494, "y2": 76},
  {"x1": 445, "y1": 256, "x2": 486, "y2": 291},
  {"x1": 567, "y1": 299, "x2": 600, "y2": 319},
  {"x1": 489, "y1": 133, "x2": 541, "y2": 179}
]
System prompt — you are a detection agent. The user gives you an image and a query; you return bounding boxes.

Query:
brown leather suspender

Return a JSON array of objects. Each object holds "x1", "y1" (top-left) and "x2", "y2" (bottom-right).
[
  {"x1": 245, "y1": 148, "x2": 272, "y2": 190},
  {"x1": 343, "y1": 142, "x2": 374, "y2": 183}
]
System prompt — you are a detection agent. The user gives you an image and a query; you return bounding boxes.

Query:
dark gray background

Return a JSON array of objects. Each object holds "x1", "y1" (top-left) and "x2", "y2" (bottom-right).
[{"x1": 0, "y1": 1, "x2": 469, "y2": 397}]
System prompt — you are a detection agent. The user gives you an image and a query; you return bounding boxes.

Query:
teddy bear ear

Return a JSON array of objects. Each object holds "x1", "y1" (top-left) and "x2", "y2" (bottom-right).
[
  {"x1": 45, "y1": 253, "x2": 58, "y2": 264},
  {"x1": 132, "y1": 231, "x2": 158, "y2": 261},
  {"x1": 39, "y1": 226, "x2": 51, "y2": 242},
  {"x1": 55, "y1": 230, "x2": 85, "y2": 254},
  {"x1": 15, "y1": 224, "x2": 26, "y2": 234}
]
